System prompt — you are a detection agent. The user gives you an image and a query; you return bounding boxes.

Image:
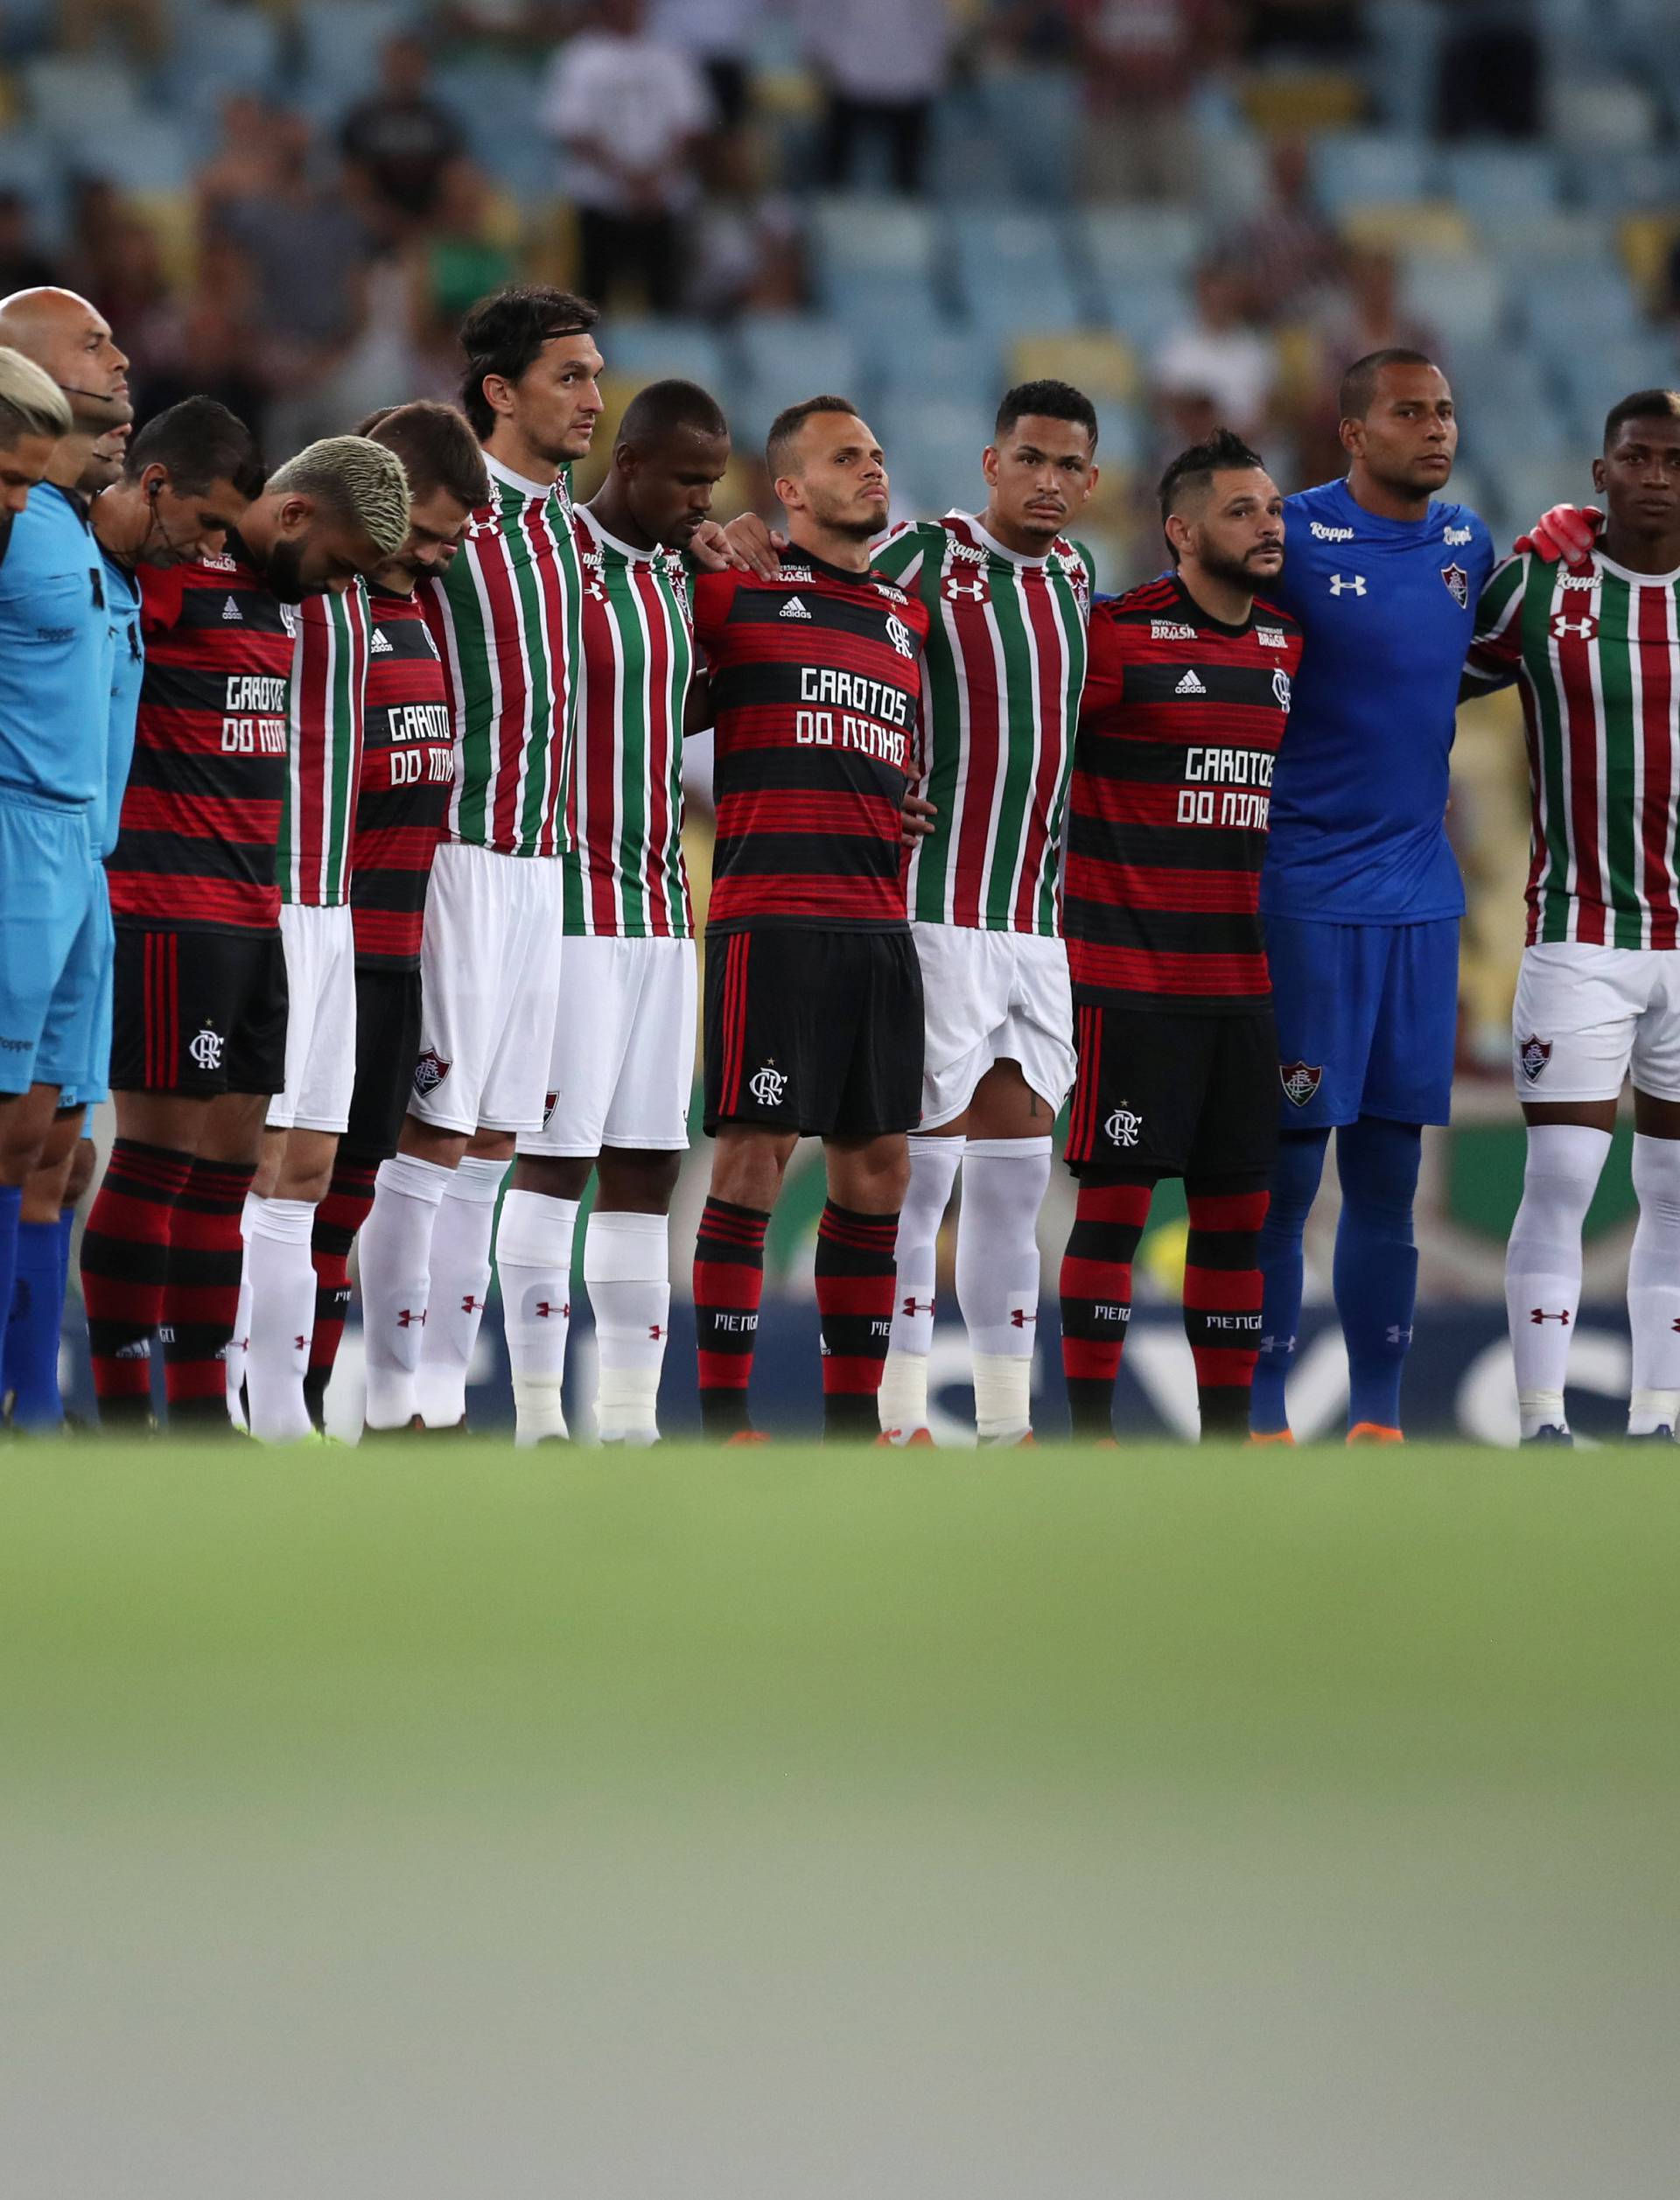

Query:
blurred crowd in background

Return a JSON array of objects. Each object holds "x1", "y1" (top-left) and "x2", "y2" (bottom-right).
[{"x1": 4, "y1": 0, "x2": 1680, "y2": 1111}]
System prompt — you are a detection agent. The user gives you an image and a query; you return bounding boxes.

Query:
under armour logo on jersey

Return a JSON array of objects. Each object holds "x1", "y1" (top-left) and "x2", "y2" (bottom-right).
[
  {"x1": 944, "y1": 575, "x2": 987, "y2": 601},
  {"x1": 220, "y1": 594, "x2": 242, "y2": 620},
  {"x1": 1550, "y1": 613, "x2": 1598, "y2": 641},
  {"x1": 1328, "y1": 573, "x2": 1367, "y2": 596},
  {"x1": 534, "y1": 1300, "x2": 570, "y2": 1321},
  {"x1": 1530, "y1": 1308, "x2": 1571, "y2": 1325},
  {"x1": 780, "y1": 595, "x2": 811, "y2": 620},
  {"x1": 370, "y1": 627, "x2": 395, "y2": 653},
  {"x1": 188, "y1": 1025, "x2": 223, "y2": 1070},
  {"x1": 1174, "y1": 669, "x2": 1207, "y2": 697},
  {"x1": 396, "y1": 1308, "x2": 425, "y2": 1328},
  {"x1": 1105, "y1": 1106, "x2": 1142, "y2": 1147},
  {"x1": 749, "y1": 1064, "x2": 788, "y2": 1106}
]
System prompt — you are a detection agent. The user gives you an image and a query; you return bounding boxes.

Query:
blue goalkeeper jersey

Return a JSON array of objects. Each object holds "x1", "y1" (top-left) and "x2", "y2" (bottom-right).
[
  {"x1": 0, "y1": 482, "x2": 108, "y2": 809},
  {"x1": 1260, "y1": 475, "x2": 1495, "y2": 925}
]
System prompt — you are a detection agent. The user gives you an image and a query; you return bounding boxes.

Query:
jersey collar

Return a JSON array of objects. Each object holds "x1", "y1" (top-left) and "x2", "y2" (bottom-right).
[
  {"x1": 1592, "y1": 549, "x2": 1680, "y2": 588},
  {"x1": 578, "y1": 504, "x2": 659, "y2": 563},
  {"x1": 484, "y1": 451, "x2": 564, "y2": 501},
  {"x1": 950, "y1": 510, "x2": 1053, "y2": 568}
]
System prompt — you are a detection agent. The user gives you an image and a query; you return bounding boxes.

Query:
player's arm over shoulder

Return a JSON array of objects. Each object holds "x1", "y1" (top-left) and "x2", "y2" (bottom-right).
[
  {"x1": 869, "y1": 517, "x2": 940, "y2": 582},
  {"x1": 138, "y1": 562, "x2": 188, "y2": 638},
  {"x1": 1460, "y1": 550, "x2": 1529, "y2": 697},
  {"x1": 688, "y1": 566, "x2": 746, "y2": 657}
]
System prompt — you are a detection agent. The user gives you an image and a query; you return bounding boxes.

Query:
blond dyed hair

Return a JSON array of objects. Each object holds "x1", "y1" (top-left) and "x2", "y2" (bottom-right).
[
  {"x1": 0, "y1": 345, "x2": 72, "y2": 446},
  {"x1": 269, "y1": 434, "x2": 411, "y2": 560}
]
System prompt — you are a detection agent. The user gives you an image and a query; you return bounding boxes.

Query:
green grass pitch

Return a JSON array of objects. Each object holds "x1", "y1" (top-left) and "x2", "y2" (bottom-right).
[{"x1": 1, "y1": 1440, "x2": 1675, "y2": 2196}]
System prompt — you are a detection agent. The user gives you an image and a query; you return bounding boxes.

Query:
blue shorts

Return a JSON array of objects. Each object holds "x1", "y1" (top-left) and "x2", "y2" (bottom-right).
[
  {"x1": 1264, "y1": 914, "x2": 1459, "y2": 1130},
  {"x1": 59, "y1": 865, "x2": 115, "y2": 1111},
  {"x1": 0, "y1": 794, "x2": 108, "y2": 1098}
]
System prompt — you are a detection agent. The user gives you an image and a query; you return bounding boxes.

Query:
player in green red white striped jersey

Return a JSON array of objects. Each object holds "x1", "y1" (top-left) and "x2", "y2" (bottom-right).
[
  {"x1": 234, "y1": 404, "x2": 488, "y2": 1444},
  {"x1": 1463, "y1": 388, "x2": 1680, "y2": 1448},
  {"x1": 870, "y1": 381, "x2": 1099, "y2": 1448},
  {"x1": 496, "y1": 381, "x2": 728, "y2": 1448}
]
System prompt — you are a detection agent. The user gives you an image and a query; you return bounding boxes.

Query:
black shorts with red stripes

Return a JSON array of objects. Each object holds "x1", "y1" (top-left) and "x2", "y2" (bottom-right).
[
  {"x1": 110, "y1": 921, "x2": 288, "y2": 1097},
  {"x1": 343, "y1": 960, "x2": 424, "y2": 1161},
  {"x1": 1065, "y1": 995, "x2": 1278, "y2": 1180},
  {"x1": 704, "y1": 924, "x2": 923, "y2": 1139}
]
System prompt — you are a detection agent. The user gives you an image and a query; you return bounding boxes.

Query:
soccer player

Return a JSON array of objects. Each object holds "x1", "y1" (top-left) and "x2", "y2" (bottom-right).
[
  {"x1": 235, "y1": 403, "x2": 489, "y2": 1442},
  {"x1": 1250, "y1": 349, "x2": 1495, "y2": 1445},
  {"x1": 689, "y1": 396, "x2": 930, "y2": 1441},
  {"x1": 1464, "y1": 388, "x2": 1680, "y2": 1445},
  {"x1": 1, "y1": 402, "x2": 259, "y2": 1433},
  {"x1": 498, "y1": 379, "x2": 729, "y2": 1447},
  {"x1": 80, "y1": 435, "x2": 410, "y2": 1428},
  {"x1": 1059, "y1": 431, "x2": 1302, "y2": 1440},
  {"x1": 862, "y1": 380, "x2": 1098, "y2": 1448},
  {"x1": 356, "y1": 286, "x2": 600, "y2": 1436}
]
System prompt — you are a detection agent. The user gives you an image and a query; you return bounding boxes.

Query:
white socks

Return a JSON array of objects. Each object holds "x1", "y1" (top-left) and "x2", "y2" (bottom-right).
[
  {"x1": 243, "y1": 1196, "x2": 318, "y2": 1444},
  {"x1": 359, "y1": 1151, "x2": 451, "y2": 1429},
  {"x1": 585, "y1": 1209, "x2": 671, "y2": 1444},
  {"x1": 416, "y1": 1153, "x2": 505, "y2": 1428},
  {"x1": 1505, "y1": 1123, "x2": 1611, "y2": 1439},
  {"x1": 226, "y1": 1188, "x2": 261, "y2": 1428},
  {"x1": 957, "y1": 1136, "x2": 1051, "y2": 1440},
  {"x1": 878, "y1": 1132, "x2": 962, "y2": 1434},
  {"x1": 1628, "y1": 1133, "x2": 1680, "y2": 1434},
  {"x1": 497, "y1": 1187, "x2": 578, "y2": 1445}
]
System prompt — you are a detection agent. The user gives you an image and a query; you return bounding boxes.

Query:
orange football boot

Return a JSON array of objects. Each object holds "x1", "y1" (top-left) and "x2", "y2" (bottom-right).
[{"x1": 1347, "y1": 1422, "x2": 1404, "y2": 1446}]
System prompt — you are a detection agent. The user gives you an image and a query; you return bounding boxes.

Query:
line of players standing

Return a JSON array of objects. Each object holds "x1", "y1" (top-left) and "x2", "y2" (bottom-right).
[{"x1": 0, "y1": 272, "x2": 1651, "y2": 1447}]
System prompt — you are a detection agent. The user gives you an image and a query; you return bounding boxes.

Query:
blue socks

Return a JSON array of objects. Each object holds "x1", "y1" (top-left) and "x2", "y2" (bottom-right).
[
  {"x1": 1333, "y1": 1117, "x2": 1422, "y2": 1433},
  {"x1": 5, "y1": 1217, "x2": 66, "y2": 1427},
  {"x1": 1252, "y1": 1129, "x2": 1328, "y2": 1433}
]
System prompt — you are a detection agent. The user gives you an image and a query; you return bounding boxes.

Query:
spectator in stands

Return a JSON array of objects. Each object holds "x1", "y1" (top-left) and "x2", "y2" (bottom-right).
[
  {"x1": 800, "y1": 0, "x2": 955, "y2": 196},
  {"x1": 0, "y1": 193, "x2": 59, "y2": 298},
  {"x1": 340, "y1": 32, "x2": 468, "y2": 232},
  {"x1": 1232, "y1": 137, "x2": 1343, "y2": 326},
  {"x1": 649, "y1": 0, "x2": 766, "y2": 140},
  {"x1": 1436, "y1": 0, "x2": 1543, "y2": 140},
  {"x1": 1313, "y1": 244, "x2": 1438, "y2": 383},
  {"x1": 58, "y1": 0, "x2": 167, "y2": 64},
  {"x1": 1075, "y1": 0, "x2": 1233, "y2": 201},
  {"x1": 131, "y1": 231, "x2": 270, "y2": 452},
  {"x1": 406, "y1": 158, "x2": 520, "y2": 390},
  {"x1": 197, "y1": 92, "x2": 284, "y2": 216},
  {"x1": 1153, "y1": 259, "x2": 1278, "y2": 443},
  {"x1": 541, "y1": 0, "x2": 713, "y2": 310}
]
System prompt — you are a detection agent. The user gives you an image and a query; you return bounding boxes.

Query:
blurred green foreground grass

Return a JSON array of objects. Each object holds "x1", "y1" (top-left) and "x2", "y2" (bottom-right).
[{"x1": 0, "y1": 1441, "x2": 1675, "y2": 2197}]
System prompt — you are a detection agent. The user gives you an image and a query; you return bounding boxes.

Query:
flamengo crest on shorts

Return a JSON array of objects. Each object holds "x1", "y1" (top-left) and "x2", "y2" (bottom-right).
[
  {"x1": 1518, "y1": 1033, "x2": 1550, "y2": 1082},
  {"x1": 1280, "y1": 1059, "x2": 1322, "y2": 1106}
]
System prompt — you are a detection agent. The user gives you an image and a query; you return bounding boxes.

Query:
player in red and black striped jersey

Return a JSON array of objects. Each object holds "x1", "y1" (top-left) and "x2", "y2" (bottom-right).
[
  {"x1": 689, "y1": 396, "x2": 932, "y2": 1440},
  {"x1": 1058, "y1": 430, "x2": 1303, "y2": 1442},
  {"x1": 84, "y1": 432, "x2": 411, "y2": 1428}
]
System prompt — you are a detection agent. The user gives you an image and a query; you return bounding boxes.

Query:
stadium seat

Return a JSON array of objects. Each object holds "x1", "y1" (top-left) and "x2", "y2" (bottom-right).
[
  {"x1": 83, "y1": 116, "x2": 192, "y2": 194},
  {"x1": 600, "y1": 319, "x2": 730, "y2": 393},
  {"x1": 810, "y1": 194, "x2": 935, "y2": 279},
  {"x1": 1340, "y1": 203, "x2": 1474, "y2": 258},
  {"x1": 976, "y1": 67, "x2": 1080, "y2": 205},
  {"x1": 1515, "y1": 265, "x2": 1644, "y2": 354},
  {"x1": 1010, "y1": 331, "x2": 1142, "y2": 409},
  {"x1": 1552, "y1": 79, "x2": 1659, "y2": 154},
  {"x1": 1443, "y1": 146, "x2": 1562, "y2": 221},
  {"x1": 298, "y1": 0, "x2": 411, "y2": 90},
  {"x1": 948, "y1": 209, "x2": 1082, "y2": 333},
  {"x1": 164, "y1": 4, "x2": 281, "y2": 119},
  {"x1": 1312, "y1": 131, "x2": 1434, "y2": 216},
  {"x1": 875, "y1": 327, "x2": 1001, "y2": 406},
  {"x1": 23, "y1": 54, "x2": 139, "y2": 136},
  {"x1": 1362, "y1": 0, "x2": 1444, "y2": 136},
  {"x1": 1399, "y1": 253, "x2": 1507, "y2": 348},
  {"x1": 1097, "y1": 276, "x2": 1189, "y2": 350},
  {"x1": 1080, "y1": 206, "x2": 1202, "y2": 289},
  {"x1": 736, "y1": 315, "x2": 864, "y2": 409}
]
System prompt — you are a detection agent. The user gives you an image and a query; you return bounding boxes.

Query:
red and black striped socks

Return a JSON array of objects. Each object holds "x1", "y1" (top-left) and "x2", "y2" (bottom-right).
[
  {"x1": 162, "y1": 1156, "x2": 257, "y2": 1427},
  {"x1": 80, "y1": 1139, "x2": 194, "y2": 1426},
  {"x1": 1059, "y1": 1173, "x2": 1154, "y2": 1440},
  {"x1": 815, "y1": 1201, "x2": 899, "y2": 1440},
  {"x1": 694, "y1": 1196, "x2": 768, "y2": 1437},
  {"x1": 303, "y1": 1154, "x2": 380, "y2": 1429},
  {"x1": 1183, "y1": 1180, "x2": 1270, "y2": 1436}
]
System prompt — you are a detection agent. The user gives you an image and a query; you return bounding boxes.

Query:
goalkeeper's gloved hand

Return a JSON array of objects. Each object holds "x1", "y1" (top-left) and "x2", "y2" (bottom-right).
[{"x1": 1514, "y1": 504, "x2": 1602, "y2": 571}]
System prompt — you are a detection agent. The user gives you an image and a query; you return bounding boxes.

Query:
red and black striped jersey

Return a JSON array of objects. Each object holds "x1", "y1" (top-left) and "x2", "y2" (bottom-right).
[
  {"x1": 1065, "y1": 574, "x2": 1304, "y2": 1011},
  {"x1": 351, "y1": 590, "x2": 453, "y2": 967},
  {"x1": 690, "y1": 554, "x2": 928, "y2": 932},
  {"x1": 108, "y1": 542, "x2": 296, "y2": 931}
]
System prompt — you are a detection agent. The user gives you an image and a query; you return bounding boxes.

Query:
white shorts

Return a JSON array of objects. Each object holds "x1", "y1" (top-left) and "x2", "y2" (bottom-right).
[
  {"x1": 519, "y1": 933, "x2": 697, "y2": 1158},
  {"x1": 1512, "y1": 940, "x2": 1680, "y2": 1103},
  {"x1": 267, "y1": 903, "x2": 355, "y2": 1133},
  {"x1": 410, "y1": 840, "x2": 566, "y2": 1135},
  {"x1": 914, "y1": 921, "x2": 1075, "y2": 1130}
]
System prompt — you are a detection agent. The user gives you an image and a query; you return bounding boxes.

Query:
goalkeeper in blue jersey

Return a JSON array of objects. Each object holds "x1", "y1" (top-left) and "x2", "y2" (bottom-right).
[{"x1": 1250, "y1": 349, "x2": 1494, "y2": 1443}]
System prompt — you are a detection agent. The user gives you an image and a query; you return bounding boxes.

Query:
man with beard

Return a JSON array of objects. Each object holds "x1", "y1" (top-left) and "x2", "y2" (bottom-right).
[
  {"x1": 4, "y1": 399, "x2": 262, "y2": 1429},
  {"x1": 1059, "y1": 432, "x2": 1302, "y2": 1442},
  {"x1": 80, "y1": 434, "x2": 410, "y2": 1429}
]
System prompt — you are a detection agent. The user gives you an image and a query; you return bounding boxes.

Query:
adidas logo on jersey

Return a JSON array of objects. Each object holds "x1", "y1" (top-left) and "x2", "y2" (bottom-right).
[
  {"x1": 1174, "y1": 669, "x2": 1208, "y2": 696},
  {"x1": 221, "y1": 595, "x2": 242, "y2": 621},
  {"x1": 780, "y1": 595, "x2": 812, "y2": 620},
  {"x1": 370, "y1": 627, "x2": 395, "y2": 653}
]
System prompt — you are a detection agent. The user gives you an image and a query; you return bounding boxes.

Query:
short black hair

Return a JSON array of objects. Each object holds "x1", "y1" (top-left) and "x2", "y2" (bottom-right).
[
  {"x1": 1338, "y1": 347, "x2": 1438, "y2": 421},
  {"x1": 766, "y1": 394, "x2": 863, "y2": 478},
  {"x1": 126, "y1": 396, "x2": 265, "y2": 501},
  {"x1": 1158, "y1": 427, "x2": 1266, "y2": 529},
  {"x1": 365, "y1": 399, "x2": 490, "y2": 512},
  {"x1": 620, "y1": 378, "x2": 730, "y2": 451},
  {"x1": 994, "y1": 378, "x2": 1098, "y2": 448},
  {"x1": 458, "y1": 284, "x2": 598, "y2": 439},
  {"x1": 1603, "y1": 387, "x2": 1680, "y2": 449}
]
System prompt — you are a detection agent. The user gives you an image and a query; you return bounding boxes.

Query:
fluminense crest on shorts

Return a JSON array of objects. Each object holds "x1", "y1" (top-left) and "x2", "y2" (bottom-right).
[
  {"x1": 1440, "y1": 562, "x2": 1469, "y2": 609},
  {"x1": 1279, "y1": 1060, "x2": 1322, "y2": 1106},
  {"x1": 1518, "y1": 1033, "x2": 1551, "y2": 1083},
  {"x1": 412, "y1": 1048, "x2": 450, "y2": 1096},
  {"x1": 542, "y1": 1090, "x2": 558, "y2": 1125}
]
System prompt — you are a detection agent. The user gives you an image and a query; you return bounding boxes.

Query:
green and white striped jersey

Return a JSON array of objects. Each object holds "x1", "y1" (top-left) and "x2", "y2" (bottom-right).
[
  {"x1": 278, "y1": 580, "x2": 368, "y2": 907},
  {"x1": 421, "y1": 452, "x2": 580, "y2": 859},
  {"x1": 1467, "y1": 549, "x2": 1680, "y2": 949},
  {"x1": 563, "y1": 506, "x2": 694, "y2": 938},
  {"x1": 871, "y1": 511, "x2": 1093, "y2": 934}
]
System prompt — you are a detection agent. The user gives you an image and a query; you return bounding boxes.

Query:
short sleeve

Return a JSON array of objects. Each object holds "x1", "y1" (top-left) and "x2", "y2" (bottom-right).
[
  {"x1": 689, "y1": 568, "x2": 740, "y2": 658},
  {"x1": 139, "y1": 562, "x2": 186, "y2": 639},
  {"x1": 1464, "y1": 552, "x2": 1528, "y2": 689}
]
